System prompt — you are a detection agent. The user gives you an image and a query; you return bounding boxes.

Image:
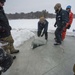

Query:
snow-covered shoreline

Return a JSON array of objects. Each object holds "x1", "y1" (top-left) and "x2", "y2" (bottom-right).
[{"x1": 9, "y1": 18, "x2": 75, "y2": 32}]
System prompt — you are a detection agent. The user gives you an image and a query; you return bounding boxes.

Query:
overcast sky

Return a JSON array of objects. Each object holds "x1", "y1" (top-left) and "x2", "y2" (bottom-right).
[{"x1": 4, "y1": 0, "x2": 75, "y2": 14}]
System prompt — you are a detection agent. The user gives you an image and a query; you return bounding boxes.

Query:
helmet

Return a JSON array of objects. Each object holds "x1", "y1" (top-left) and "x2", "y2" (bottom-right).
[
  {"x1": 66, "y1": 5, "x2": 71, "y2": 9},
  {"x1": 0, "y1": 0, "x2": 6, "y2": 2},
  {"x1": 54, "y1": 3, "x2": 61, "y2": 10}
]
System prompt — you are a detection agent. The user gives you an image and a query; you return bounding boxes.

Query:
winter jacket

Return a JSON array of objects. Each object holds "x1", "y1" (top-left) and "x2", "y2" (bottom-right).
[
  {"x1": 38, "y1": 20, "x2": 48, "y2": 36},
  {"x1": 0, "y1": 7, "x2": 11, "y2": 38},
  {"x1": 55, "y1": 8, "x2": 69, "y2": 28},
  {"x1": 66, "y1": 11, "x2": 73, "y2": 29}
]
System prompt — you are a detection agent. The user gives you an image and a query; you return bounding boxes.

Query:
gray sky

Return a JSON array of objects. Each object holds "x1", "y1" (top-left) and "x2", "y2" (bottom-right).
[{"x1": 4, "y1": 0, "x2": 75, "y2": 14}]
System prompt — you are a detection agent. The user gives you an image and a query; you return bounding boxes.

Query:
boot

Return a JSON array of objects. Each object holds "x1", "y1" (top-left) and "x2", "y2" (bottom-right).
[
  {"x1": 54, "y1": 42, "x2": 61, "y2": 45},
  {"x1": 11, "y1": 50, "x2": 19, "y2": 54}
]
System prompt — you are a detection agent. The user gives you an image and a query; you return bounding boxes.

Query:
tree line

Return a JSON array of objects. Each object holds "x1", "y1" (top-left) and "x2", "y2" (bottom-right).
[{"x1": 6, "y1": 10, "x2": 75, "y2": 19}]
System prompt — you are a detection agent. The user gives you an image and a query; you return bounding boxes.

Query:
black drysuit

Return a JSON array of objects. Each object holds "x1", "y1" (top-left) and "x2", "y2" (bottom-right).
[{"x1": 54, "y1": 8, "x2": 69, "y2": 43}]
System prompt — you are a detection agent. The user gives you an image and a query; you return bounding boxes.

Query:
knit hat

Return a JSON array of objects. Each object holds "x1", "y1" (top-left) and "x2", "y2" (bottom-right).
[
  {"x1": 66, "y1": 5, "x2": 71, "y2": 9},
  {"x1": 54, "y1": 3, "x2": 61, "y2": 10}
]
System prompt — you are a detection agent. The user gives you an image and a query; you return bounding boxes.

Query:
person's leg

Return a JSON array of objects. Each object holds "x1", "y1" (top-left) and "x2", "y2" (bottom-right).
[
  {"x1": 54, "y1": 28, "x2": 62, "y2": 45},
  {"x1": 61, "y1": 28, "x2": 67, "y2": 41},
  {"x1": 45, "y1": 32, "x2": 48, "y2": 40},
  {"x1": 7, "y1": 35, "x2": 19, "y2": 54},
  {"x1": 54, "y1": 30, "x2": 57, "y2": 42},
  {"x1": 1, "y1": 35, "x2": 19, "y2": 54}
]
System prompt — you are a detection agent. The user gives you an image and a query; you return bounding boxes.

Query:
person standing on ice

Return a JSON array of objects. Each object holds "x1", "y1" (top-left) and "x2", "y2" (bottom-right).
[
  {"x1": 37, "y1": 17, "x2": 48, "y2": 41},
  {"x1": 61, "y1": 5, "x2": 73, "y2": 41},
  {"x1": 54, "y1": 3, "x2": 69, "y2": 45},
  {"x1": 0, "y1": 0, "x2": 19, "y2": 54}
]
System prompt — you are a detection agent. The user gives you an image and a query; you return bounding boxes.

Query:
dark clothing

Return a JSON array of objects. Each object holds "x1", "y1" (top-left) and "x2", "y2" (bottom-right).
[
  {"x1": 1, "y1": 54, "x2": 13, "y2": 72},
  {"x1": 37, "y1": 20, "x2": 48, "y2": 40},
  {"x1": 55, "y1": 9, "x2": 69, "y2": 28},
  {"x1": 55, "y1": 27, "x2": 62, "y2": 43},
  {"x1": 0, "y1": 48, "x2": 13, "y2": 72},
  {"x1": 0, "y1": 7, "x2": 11, "y2": 38},
  {"x1": 54, "y1": 9, "x2": 69, "y2": 43},
  {"x1": 0, "y1": 7, "x2": 18, "y2": 54}
]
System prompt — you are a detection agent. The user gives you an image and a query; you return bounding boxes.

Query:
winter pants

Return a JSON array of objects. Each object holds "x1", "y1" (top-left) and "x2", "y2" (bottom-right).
[
  {"x1": 0, "y1": 35, "x2": 15, "y2": 53},
  {"x1": 61, "y1": 28, "x2": 67, "y2": 41},
  {"x1": 55, "y1": 27, "x2": 62, "y2": 43}
]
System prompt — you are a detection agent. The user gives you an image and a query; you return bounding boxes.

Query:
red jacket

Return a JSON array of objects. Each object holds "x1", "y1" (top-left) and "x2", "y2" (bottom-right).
[{"x1": 66, "y1": 11, "x2": 73, "y2": 27}]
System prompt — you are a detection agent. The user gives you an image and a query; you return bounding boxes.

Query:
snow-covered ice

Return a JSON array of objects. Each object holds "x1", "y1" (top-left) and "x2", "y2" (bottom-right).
[{"x1": 11, "y1": 29, "x2": 35, "y2": 47}]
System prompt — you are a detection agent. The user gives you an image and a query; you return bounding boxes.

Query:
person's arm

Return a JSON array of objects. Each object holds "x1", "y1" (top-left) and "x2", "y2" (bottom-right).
[
  {"x1": 54, "y1": 14, "x2": 57, "y2": 27},
  {"x1": 61, "y1": 10, "x2": 69, "y2": 28},
  {"x1": 0, "y1": 11, "x2": 11, "y2": 32},
  {"x1": 41, "y1": 21, "x2": 48, "y2": 36},
  {"x1": 66, "y1": 12, "x2": 73, "y2": 28},
  {"x1": 69, "y1": 12, "x2": 73, "y2": 25}
]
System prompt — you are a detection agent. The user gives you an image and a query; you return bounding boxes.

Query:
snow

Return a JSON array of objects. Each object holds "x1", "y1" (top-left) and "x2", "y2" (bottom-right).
[
  {"x1": 7, "y1": 18, "x2": 75, "y2": 47},
  {"x1": 11, "y1": 29, "x2": 35, "y2": 47}
]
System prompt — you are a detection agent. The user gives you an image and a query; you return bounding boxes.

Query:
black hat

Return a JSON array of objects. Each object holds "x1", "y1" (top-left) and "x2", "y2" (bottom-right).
[{"x1": 0, "y1": 0, "x2": 6, "y2": 2}]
